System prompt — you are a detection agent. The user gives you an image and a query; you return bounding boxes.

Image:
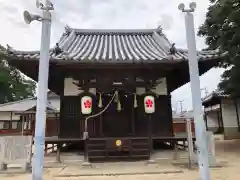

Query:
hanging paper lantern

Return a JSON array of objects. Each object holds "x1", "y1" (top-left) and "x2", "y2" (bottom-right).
[
  {"x1": 144, "y1": 95, "x2": 155, "y2": 114},
  {"x1": 81, "y1": 96, "x2": 92, "y2": 115}
]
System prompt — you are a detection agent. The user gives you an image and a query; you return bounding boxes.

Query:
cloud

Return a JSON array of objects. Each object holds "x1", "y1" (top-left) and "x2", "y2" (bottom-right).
[
  {"x1": 0, "y1": 0, "x2": 224, "y2": 110},
  {"x1": 0, "y1": 0, "x2": 209, "y2": 49}
]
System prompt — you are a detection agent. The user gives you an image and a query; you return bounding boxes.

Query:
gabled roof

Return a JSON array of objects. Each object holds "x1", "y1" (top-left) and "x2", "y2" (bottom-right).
[
  {"x1": 24, "y1": 103, "x2": 58, "y2": 113},
  {"x1": 0, "y1": 97, "x2": 36, "y2": 112},
  {"x1": 0, "y1": 91, "x2": 59, "y2": 112},
  {"x1": 5, "y1": 26, "x2": 220, "y2": 64},
  {"x1": 202, "y1": 90, "x2": 229, "y2": 104}
]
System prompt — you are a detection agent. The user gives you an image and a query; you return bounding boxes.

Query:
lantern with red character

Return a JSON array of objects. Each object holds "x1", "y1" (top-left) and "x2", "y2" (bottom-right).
[
  {"x1": 81, "y1": 96, "x2": 93, "y2": 115},
  {"x1": 144, "y1": 95, "x2": 155, "y2": 114}
]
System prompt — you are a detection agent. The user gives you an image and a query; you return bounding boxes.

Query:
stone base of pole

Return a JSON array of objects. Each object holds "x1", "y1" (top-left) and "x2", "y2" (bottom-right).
[
  {"x1": 146, "y1": 159, "x2": 156, "y2": 165},
  {"x1": 0, "y1": 162, "x2": 7, "y2": 171},
  {"x1": 82, "y1": 161, "x2": 92, "y2": 167},
  {"x1": 56, "y1": 144, "x2": 61, "y2": 163},
  {"x1": 22, "y1": 161, "x2": 32, "y2": 173}
]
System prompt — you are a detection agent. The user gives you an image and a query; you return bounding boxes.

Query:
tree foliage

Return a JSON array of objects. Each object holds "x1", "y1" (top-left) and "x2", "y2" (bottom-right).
[
  {"x1": 198, "y1": 0, "x2": 240, "y2": 97},
  {"x1": 0, "y1": 45, "x2": 36, "y2": 103}
]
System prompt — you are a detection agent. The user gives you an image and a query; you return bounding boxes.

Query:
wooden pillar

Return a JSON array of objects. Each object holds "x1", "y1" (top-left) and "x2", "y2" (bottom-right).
[
  {"x1": 57, "y1": 82, "x2": 63, "y2": 162},
  {"x1": 234, "y1": 99, "x2": 240, "y2": 132},
  {"x1": 45, "y1": 144, "x2": 48, "y2": 154},
  {"x1": 98, "y1": 91, "x2": 103, "y2": 137},
  {"x1": 99, "y1": 113, "x2": 103, "y2": 137},
  {"x1": 131, "y1": 94, "x2": 135, "y2": 135},
  {"x1": 148, "y1": 115, "x2": 153, "y2": 154},
  {"x1": 219, "y1": 100, "x2": 224, "y2": 133},
  {"x1": 56, "y1": 144, "x2": 61, "y2": 162},
  {"x1": 173, "y1": 141, "x2": 179, "y2": 160},
  {"x1": 56, "y1": 113, "x2": 60, "y2": 136},
  {"x1": 204, "y1": 110, "x2": 208, "y2": 131}
]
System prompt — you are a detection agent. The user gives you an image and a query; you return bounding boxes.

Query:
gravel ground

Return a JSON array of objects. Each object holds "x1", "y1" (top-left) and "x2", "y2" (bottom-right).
[{"x1": 0, "y1": 139, "x2": 239, "y2": 180}]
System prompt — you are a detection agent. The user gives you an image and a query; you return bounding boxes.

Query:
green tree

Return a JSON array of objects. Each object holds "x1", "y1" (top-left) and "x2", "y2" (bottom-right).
[
  {"x1": 198, "y1": 0, "x2": 240, "y2": 97},
  {"x1": 0, "y1": 45, "x2": 36, "y2": 103}
]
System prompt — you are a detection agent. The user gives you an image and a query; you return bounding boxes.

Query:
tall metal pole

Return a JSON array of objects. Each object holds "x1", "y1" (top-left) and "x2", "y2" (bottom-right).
[
  {"x1": 178, "y1": 100, "x2": 184, "y2": 113},
  {"x1": 179, "y1": 3, "x2": 210, "y2": 180},
  {"x1": 31, "y1": 1, "x2": 53, "y2": 180}
]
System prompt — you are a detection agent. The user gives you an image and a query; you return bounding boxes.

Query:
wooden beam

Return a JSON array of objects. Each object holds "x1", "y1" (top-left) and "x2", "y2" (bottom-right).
[{"x1": 72, "y1": 79, "x2": 157, "y2": 90}]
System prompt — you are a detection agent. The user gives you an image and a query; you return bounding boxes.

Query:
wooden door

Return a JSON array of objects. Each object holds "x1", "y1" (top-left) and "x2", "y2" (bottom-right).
[
  {"x1": 102, "y1": 94, "x2": 133, "y2": 137},
  {"x1": 59, "y1": 96, "x2": 81, "y2": 139}
]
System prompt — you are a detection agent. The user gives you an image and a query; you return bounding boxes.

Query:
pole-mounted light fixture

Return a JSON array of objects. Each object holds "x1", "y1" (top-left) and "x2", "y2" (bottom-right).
[
  {"x1": 23, "y1": 1, "x2": 54, "y2": 180},
  {"x1": 178, "y1": 2, "x2": 196, "y2": 12},
  {"x1": 178, "y1": 2, "x2": 211, "y2": 180},
  {"x1": 23, "y1": 0, "x2": 54, "y2": 24}
]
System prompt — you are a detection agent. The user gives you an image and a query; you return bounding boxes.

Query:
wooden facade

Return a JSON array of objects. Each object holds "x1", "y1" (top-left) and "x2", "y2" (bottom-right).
[
  {"x1": 3, "y1": 27, "x2": 219, "y2": 161},
  {"x1": 59, "y1": 93, "x2": 173, "y2": 139},
  {"x1": 0, "y1": 112, "x2": 59, "y2": 137}
]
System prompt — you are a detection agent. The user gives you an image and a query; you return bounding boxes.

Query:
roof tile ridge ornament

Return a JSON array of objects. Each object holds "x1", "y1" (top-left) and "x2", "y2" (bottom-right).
[
  {"x1": 152, "y1": 30, "x2": 172, "y2": 54},
  {"x1": 5, "y1": 44, "x2": 54, "y2": 56},
  {"x1": 53, "y1": 43, "x2": 63, "y2": 55},
  {"x1": 6, "y1": 44, "x2": 15, "y2": 55},
  {"x1": 156, "y1": 25, "x2": 163, "y2": 34},
  {"x1": 169, "y1": 43, "x2": 177, "y2": 55},
  {"x1": 63, "y1": 25, "x2": 72, "y2": 36},
  {"x1": 57, "y1": 27, "x2": 75, "y2": 60}
]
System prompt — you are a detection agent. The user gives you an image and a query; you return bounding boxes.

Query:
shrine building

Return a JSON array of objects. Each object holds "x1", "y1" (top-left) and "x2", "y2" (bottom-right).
[{"x1": 3, "y1": 26, "x2": 220, "y2": 161}]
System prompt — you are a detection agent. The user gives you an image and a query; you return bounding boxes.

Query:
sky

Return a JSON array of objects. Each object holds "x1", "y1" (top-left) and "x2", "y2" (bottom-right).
[{"x1": 0, "y1": 0, "x2": 224, "y2": 111}]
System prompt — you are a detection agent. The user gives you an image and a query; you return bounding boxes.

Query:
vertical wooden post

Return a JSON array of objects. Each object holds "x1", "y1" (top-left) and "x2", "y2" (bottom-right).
[
  {"x1": 56, "y1": 144, "x2": 61, "y2": 162},
  {"x1": 186, "y1": 118, "x2": 194, "y2": 168},
  {"x1": 131, "y1": 94, "x2": 135, "y2": 135},
  {"x1": 173, "y1": 141, "x2": 178, "y2": 160},
  {"x1": 99, "y1": 114, "x2": 103, "y2": 137},
  {"x1": 204, "y1": 112, "x2": 208, "y2": 131},
  {"x1": 51, "y1": 144, "x2": 54, "y2": 152},
  {"x1": 99, "y1": 93, "x2": 103, "y2": 137},
  {"x1": 28, "y1": 135, "x2": 34, "y2": 164},
  {"x1": 148, "y1": 115, "x2": 153, "y2": 155},
  {"x1": 219, "y1": 101, "x2": 224, "y2": 133},
  {"x1": 234, "y1": 99, "x2": 240, "y2": 131},
  {"x1": 45, "y1": 144, "x2": 48, "y2": 154}
]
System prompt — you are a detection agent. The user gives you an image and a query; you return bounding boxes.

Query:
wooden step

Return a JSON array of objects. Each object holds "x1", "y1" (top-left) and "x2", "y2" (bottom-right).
[{"x1": 86, "y1": 137, "x2": 151, "y2": 161}]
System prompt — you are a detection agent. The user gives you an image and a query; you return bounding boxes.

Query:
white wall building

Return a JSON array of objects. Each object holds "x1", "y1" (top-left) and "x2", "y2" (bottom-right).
[
  {"x1": 0, "y1": 91, "x2": 60, "y2": 131},
  {"x1": 202, "y1": 90, "x2": 240, "y2": 140}
]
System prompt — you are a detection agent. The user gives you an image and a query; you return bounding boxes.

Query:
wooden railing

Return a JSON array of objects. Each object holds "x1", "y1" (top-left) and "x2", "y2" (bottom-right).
[
  {"x1": 173, "y1": 120, "x2": 195, "y2": 135},
  {"x1": 0, "y1": 129, "x2": 32, "y2": 136}
]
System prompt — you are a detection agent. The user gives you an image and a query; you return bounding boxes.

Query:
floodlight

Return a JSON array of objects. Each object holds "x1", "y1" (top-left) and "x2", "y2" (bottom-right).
[
  {"x1": 189, "y1": 2, "x2": 196, "y2": 11},
  {"x1": 178, "y1": 3, "x2": 185, "y2": 11}
]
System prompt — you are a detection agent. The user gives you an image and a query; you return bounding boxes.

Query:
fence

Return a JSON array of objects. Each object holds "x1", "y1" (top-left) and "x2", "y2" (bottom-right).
[{"x1": 0, "y1": 136, "x2": 32, "y2": 165}]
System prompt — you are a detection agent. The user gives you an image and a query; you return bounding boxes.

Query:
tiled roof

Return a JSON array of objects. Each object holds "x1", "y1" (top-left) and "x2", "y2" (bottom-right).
[
  {"x1": 202, "y1": 90, "x2": 229, "y2": 104},
  {"x1": 5, "y1": 27, "x2": 220, "y2": 63},
  {"x1": 0, "y1": 92, "x2": 60, "y2": 112},
  {"x1": 0, "y1": 97, "x2": 36, "y2": 112}
]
